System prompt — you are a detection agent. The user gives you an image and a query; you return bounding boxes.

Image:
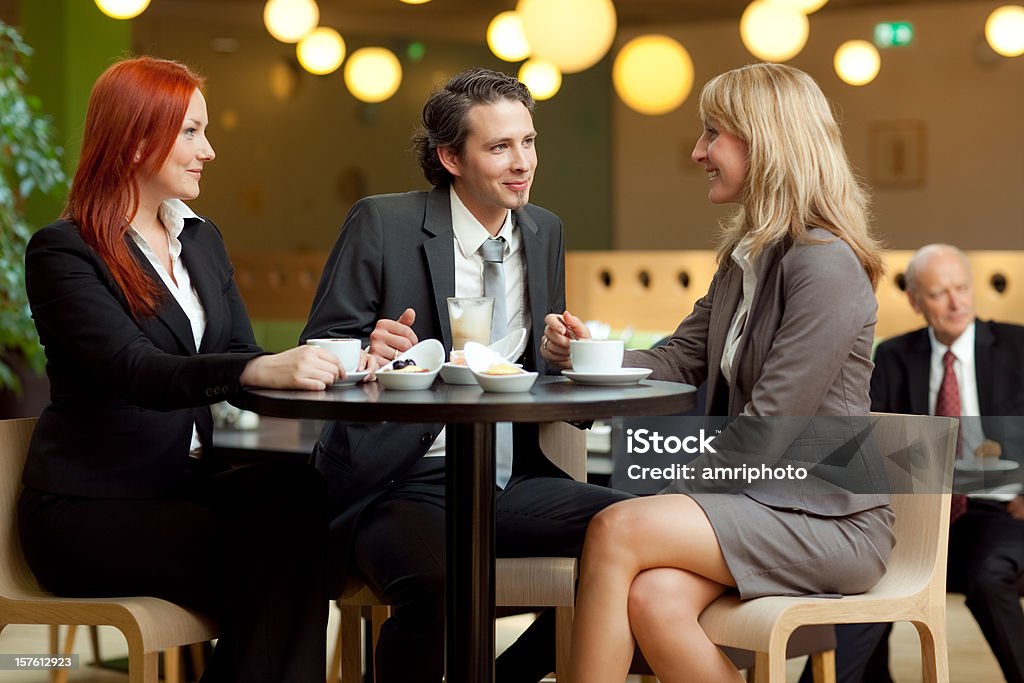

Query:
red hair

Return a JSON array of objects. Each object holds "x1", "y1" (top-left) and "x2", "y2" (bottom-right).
[{"x1": 63, "y1": 56, "x2": 205, "y2": 318}]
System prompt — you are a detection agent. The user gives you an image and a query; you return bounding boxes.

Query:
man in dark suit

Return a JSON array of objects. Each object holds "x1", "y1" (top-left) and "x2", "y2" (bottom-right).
[
  {"x1": 801, "y1": 243, "x2": 1024, "y2": 683},
  {"x1": 301, "y1": 68, "x2": 629, "y2": 683}
]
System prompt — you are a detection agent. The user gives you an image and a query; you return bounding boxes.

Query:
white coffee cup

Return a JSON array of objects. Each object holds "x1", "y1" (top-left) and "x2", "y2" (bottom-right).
[
  {"x1": 570, "y1": 339, "x2": 624, "y2": 373},
  {"x1": 306, "y1": 338, "x2": 361, "y2": 373}
]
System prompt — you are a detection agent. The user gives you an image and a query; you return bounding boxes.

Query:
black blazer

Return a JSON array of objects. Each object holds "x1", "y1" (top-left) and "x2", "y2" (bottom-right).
[
  {"x1": 870, "y1": 320, "x2": 1024, "y2": 445},
  {"x1": 22, "y1": 217, "x2": 261, "y2": 499},
  {"x1": 301, "y1": 185, "x2": 567, "y2": 575}
]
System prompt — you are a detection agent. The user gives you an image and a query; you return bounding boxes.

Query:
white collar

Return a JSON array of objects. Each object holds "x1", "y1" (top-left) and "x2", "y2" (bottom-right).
[
  {"x1": 449, "y1": 186, "x2": 514, "y2": 260},
  {"x1": 928, "y1": 320, "x2": 976, "y2": 361},
  {"x1": 156, "y1": 199, "x2": 202, "y2": 238}
]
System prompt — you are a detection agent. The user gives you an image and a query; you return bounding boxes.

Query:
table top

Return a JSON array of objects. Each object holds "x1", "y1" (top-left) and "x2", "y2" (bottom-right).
[{"x1": 233, "y1": 376, "x2": 696, "y2": 423}]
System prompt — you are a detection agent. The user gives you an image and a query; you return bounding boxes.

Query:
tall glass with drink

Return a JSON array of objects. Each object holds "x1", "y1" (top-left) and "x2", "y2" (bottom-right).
[{"x1": 447, "y1": 297, "x2": 494, "y2": 351}]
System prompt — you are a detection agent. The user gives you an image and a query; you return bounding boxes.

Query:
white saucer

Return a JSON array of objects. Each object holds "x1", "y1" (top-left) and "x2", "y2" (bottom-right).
[
  {"x1": 333, "y1": 370, "x2": 369, "y2": 387},
  {"x1": 563, "y1": 368, "x2": 653, "y2": 386},
  {"x1": 969, "y1": 483, "x2": 1023, "y2": 502},
  {"x1": 954, "y1": 459, "x2": 1020, "y2": 472}
]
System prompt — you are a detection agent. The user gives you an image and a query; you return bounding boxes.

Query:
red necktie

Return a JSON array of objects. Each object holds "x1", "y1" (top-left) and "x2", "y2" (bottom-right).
[{"x1": 935, "y1": 350, "x2": 967, "y2": 523}]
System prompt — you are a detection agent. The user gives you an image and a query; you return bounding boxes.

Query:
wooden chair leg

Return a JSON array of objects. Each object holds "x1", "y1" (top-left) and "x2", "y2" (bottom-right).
[
  {"x1": 369, "y1": 606, "x2": 389, "y2": 656},
  {"x1": 187, "y1": 642, "x2": 207, "y2": 681},
  {"x1": 162, "y1": 646, "x2": 181, "y2": 683},
  {"x1": 752, "y1": 650, "x2": 790, "y2": 683},
  {"x1": 128, "y1": 649, "x2": 160, "y2": 683},
  {"x1": 52, "y1": 624, "x2": 77, "y2": 683},
  {"x1": 339, "y1": 605, "x2": 362, "y2": 683},
  {"x1": 555, "y1": 607, "x2": 573, "y2": 682},
  {"x1": 811, "y1": 649, "x2": 836, "y2": 683},
  {"x1": 914, "y1": 619, "x2": 950, "y2": 683},
  {"x1": 89, "y1": 625, "x2": 103, "y2": 665}
]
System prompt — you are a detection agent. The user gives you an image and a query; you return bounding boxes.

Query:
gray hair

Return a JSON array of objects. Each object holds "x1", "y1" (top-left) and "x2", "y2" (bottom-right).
[{"x1": 905, "y1": 244, "x2": 971, "y2": 293}]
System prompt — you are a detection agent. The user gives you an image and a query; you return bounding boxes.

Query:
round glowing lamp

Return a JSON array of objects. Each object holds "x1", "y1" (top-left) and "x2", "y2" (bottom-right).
[
  {"x1": 834, "y1": 40, "x2": 880, "y2": 86},
  {"x1": 94, "y1": 0, "x2": 150, "y2": 19},
  {"x1": 516, "y1": 0, "x2": 617, "y2": 74},
  {"x1": 740, "y1": 0, "x2": 809, "y2": 62},
  {"x1": 612, "y1": 35, "x2": 694, "y2": 116},
  {"x1": 985, "y1": 5, "x2": 1024, "y2": 57},
  {"x1": 344, "y1": 48, "x2": 403, "y2": 104},
  {"x1": 264, "y1": 0, "x2": 319, "y2": 44},
  {"x1": 518, "y1": 59, "x2": 562, "y2": 100},
  {"x1": 764, "y1": 0, "x2": 829, "y2": 14},
  {"x1": 488, "y1": 11, "x2": 531, "y2": 62},
  {"x1": 400, "y1": 0, "x2": 432, "y2": 4},
  {"x1": 297, "y1": 27, "x2": 346, "y2": 75}
]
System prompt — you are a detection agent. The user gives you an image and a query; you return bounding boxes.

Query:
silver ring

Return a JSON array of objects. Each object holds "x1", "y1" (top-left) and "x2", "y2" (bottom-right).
[
  {"x1": 541, "y1": 336, "x2": 549, "y2": 351},
  {"x1": 393, "y1": 347, "x2": 399, "y2": 360}
]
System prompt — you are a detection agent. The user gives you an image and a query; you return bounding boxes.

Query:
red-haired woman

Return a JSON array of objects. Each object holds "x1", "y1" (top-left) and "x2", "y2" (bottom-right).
[{"x1": 18, "y1": 57, "x2": 364, "y2": 681}]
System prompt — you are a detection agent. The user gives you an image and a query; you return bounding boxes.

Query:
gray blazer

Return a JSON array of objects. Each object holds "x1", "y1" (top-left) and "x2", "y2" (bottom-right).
[{"x1": 625, "y1": 228, "x2": 890, "y2": 515}]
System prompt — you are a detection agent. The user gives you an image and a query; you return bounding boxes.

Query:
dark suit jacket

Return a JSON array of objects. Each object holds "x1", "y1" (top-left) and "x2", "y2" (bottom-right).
[
  {"x1": 870, "y1": 320, "x2": 1024, "y2": 446},
  {"x1": 301, "y1": 185, "x2": 567, "y2": 573},
  {"x1": 624, "y1": 229, "x2": 890, "y2": 515},
  {"x1": 22, "y1": 218, "x2": 261, "y2": 499}
]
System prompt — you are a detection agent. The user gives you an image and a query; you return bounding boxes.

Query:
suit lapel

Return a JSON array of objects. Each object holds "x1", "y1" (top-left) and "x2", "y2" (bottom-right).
[
  {"x1": 705, "y1": 262, "x2": 741, "y2": 414},
  {"x1": 178, "y1": 223, "x2": 223, "y2": 353},
  {"x1": 422, "y1": 186, "x2": 457, "y2": 352},
  {"x1": 514, "y1": 208, "x2": 547, "y2": 370},
  {"x1": 126, "y1": 236, "x2": 197, "y2": 354},
  {"x1": 974, "y1": 319, "x2": 996, "y2": 416},
  {"x1": 907, "y1": 329, "x2": 932, "y2": 414}
]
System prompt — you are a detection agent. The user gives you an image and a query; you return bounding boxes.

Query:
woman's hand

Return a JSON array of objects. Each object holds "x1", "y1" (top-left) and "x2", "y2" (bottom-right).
[
  {"x1": 240, "y1": 346, "x2": 343, "y2": 391},
  {"x1": 541, "y1": 310, "x2": 590, "y2": 369},
  {"x1": 358, "y1": 349, "x2": 380, "y2": 381}
]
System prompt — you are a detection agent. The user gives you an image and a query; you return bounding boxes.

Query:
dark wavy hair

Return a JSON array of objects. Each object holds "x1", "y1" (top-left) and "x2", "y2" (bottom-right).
[{"x1": 412, "y1": 67, "x2": 534, "y2": 186}]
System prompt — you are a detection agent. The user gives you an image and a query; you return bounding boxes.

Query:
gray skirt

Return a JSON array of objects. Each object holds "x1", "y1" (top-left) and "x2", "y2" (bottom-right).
[{"x1": 688, "y1": 493, "x2": 895, "y2": 600}]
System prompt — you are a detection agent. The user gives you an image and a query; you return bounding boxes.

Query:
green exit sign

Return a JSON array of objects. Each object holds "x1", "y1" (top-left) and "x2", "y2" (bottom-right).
[{"x1": 875, "y1": 22, "x2": 914, "y2": 48}]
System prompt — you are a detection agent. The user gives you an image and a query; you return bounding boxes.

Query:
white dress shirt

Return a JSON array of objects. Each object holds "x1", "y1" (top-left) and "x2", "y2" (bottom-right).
[
  {"x1": 425, "y1": 187, "x2": 529, "y2": 456},
  {"x1": 129, "y1": 199, "x2": 207, "y2": 455},
  {"x1": 928, "y1": 322, "x2": 983, "y2": 457},
  {"x1": 721, "y1": 235, "x2": 758, "y2": 385}
]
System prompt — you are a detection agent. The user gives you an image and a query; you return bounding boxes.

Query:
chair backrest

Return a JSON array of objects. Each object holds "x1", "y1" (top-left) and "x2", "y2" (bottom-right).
[
  {"x1": 538, "y1": 421, "x2": 587, "y2": 483},
  {"x1": 0, "y1": 418, "x2": 43, "y2": 599},
  {"x1": 869, "y1": 413, "x2": 957, "y2": 597}
]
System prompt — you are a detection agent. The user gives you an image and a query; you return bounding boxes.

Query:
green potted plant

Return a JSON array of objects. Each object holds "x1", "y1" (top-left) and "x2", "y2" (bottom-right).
[{"x1": 0, "y1": 19, "x2": 65, "y2": 396}]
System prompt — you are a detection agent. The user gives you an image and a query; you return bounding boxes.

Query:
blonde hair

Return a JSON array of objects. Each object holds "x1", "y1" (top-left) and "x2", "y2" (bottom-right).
[{"x1": 700, "y1": 63, "x2": 884, "y2": 287}]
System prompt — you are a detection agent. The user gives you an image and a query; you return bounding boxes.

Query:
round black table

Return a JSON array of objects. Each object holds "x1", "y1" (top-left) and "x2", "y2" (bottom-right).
[{"x1": 234, "y1": 375, "x2": 696, "y2": 683}]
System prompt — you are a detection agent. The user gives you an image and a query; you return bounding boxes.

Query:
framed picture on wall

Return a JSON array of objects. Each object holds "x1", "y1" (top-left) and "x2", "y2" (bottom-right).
[{"x1": 869, "y1": 120, "x2": 927, "y2": 187}]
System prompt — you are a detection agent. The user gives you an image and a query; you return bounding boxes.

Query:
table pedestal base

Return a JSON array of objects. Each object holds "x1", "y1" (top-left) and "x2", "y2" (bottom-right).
[{"x1": 446, "y1": 422, "x2": 496, "y2": 683}]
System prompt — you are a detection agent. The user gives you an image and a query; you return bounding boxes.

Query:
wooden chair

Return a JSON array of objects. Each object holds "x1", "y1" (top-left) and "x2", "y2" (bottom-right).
[
  {"x1": 328, "y1": 420, "x2": 585, "y2": 682},
  {"x1": 0, "y1": 418, "x2": 218, "y2": 683},
  {"x1": 697, "y1": 413, "x2": 958, "y2": 683}
]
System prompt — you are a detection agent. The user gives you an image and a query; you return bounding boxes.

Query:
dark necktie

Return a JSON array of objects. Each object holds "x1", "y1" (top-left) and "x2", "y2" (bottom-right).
[
  {"x1": 480, "y1": 236, "x2": 512, "y2": 488},
  {"x1": 935, "y1": 350, "x2": 967, "y2": 523}
]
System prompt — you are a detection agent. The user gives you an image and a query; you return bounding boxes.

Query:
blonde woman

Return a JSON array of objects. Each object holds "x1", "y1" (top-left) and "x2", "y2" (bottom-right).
[{"x1": 541, "y1": 63, "x2": 894, "y2": 682}]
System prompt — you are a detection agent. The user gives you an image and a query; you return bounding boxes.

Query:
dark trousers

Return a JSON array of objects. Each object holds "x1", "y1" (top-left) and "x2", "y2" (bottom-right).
[
  {"x1": 18, "y1": 460, "x2": 330, "y2": 683},
  {"x1": 351, "y1": 464, "x2": 631, "y2": 683},
  {"x1": 803, "y1": 499, "x2": 1024, "y2": 683}
]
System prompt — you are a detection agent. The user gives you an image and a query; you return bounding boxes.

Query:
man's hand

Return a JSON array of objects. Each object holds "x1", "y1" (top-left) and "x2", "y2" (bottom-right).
[
  {"x1": 541, "y1": 310, "x2": 590, "y2": 369},
  {"x1": 369, "y1": 308, "x2": 418, "y2": 366}
]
